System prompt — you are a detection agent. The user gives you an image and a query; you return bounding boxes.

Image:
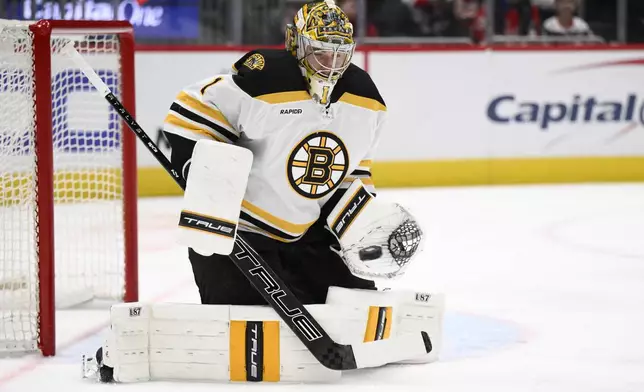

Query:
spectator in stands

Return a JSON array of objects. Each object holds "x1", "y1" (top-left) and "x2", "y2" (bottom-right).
[
  {"x1": 494, "y1": 0, "x2": 534, "y2": 36},
  {"x1": 470, "y1": 0, "x2": 540, "y2": 42},
  {"x1": 337, "y1": 0, "x2": 380, "y2": 36},
  {"x1": 542, "y1": 0, "x2": 593, "y2": 37},
  {"x1": 266, "y1": 1, "x2": 304, "y2": 45},
  {"x1": 369, "y1": 0, "x2": 423, "y2": 36},
  {"x1": 531, "y1": 0, "x2": 556, "y2": 27},
  {"x1": 416, "y1": 0, "x2": 463, "y2": 37},
  {"x1": 453, "y1": 0, "x2": 481, "y2": 37},
  {"x1": 627, "y1": 0, "x2": 644, "y2": 42}
]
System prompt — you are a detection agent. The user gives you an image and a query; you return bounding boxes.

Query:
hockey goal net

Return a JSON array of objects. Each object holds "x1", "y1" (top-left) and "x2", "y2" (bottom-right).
[{"x1": 0, "y1": 20, "x2": 138, "y2": 356}]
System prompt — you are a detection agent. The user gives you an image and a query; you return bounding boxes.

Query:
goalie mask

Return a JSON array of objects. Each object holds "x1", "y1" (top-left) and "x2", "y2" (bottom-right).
[{"x1": 285, "y1": 0, "x2": 355, "y2": 106}]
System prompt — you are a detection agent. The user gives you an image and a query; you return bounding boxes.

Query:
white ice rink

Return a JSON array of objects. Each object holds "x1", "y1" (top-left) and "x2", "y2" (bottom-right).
[{"x1": 1, "y1": 183, "x2": 643, "y2": 392}]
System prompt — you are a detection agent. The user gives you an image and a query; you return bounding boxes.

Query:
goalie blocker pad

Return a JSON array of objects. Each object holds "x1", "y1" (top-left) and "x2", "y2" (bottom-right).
[
  {"x1": 98, "y1": 287, "x2": 444, "y2": 384},
  {"x1": 177, "y1": 139, "x2": 253, "y2": 256}
]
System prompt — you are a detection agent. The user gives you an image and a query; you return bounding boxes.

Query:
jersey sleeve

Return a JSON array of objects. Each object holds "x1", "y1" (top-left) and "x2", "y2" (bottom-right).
[
  {"x1": 161, "y1": 52, "x2": 260, "y2": 181},
  {"x1": 345, "y1": 110, "x2": 385, "y2": 195},
  {"x1": 332, "y1": 63, "x2": 387, "y2": 196},
  {"x1": 162, "y1": 73, "x2": 251, "y2": 144},
  {"x1": 162, "y1": 48, "x2": 291, "y2": 158},
  {"x1": 319, "y1": 108, "x2": 387, "y2": 224}
]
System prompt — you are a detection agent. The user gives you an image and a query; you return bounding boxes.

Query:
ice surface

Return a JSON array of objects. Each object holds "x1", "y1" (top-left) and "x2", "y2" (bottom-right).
[{"x1": 2, "y1": 183, "x2": 643, "y2": 392}]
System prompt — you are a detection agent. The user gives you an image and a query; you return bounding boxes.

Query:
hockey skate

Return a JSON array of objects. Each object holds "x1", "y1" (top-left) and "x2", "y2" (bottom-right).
[{"x1": 81, "y1": 347, "x2": 114, "y2": 383}]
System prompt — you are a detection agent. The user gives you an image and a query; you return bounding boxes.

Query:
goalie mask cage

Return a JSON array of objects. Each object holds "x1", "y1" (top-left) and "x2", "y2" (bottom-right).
[{"x1": 0, "y1": 20, "x2": 138, "y2": 357}]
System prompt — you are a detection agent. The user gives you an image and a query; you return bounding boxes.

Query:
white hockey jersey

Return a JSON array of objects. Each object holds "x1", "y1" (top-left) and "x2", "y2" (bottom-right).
[{"x1": 162, "y1": 49, "x2": 387, "y2": 242}]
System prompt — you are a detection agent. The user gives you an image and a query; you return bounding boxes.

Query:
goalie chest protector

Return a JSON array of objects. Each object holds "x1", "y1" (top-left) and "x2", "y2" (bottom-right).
[{"x1": 168, "y1": 49, "x2": 387, "y2": 243}]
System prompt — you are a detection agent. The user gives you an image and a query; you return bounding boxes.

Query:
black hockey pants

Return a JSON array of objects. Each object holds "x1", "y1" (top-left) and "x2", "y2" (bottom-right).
[{"x1": 188, "y1": 220, "x2": 376, "y2": 305}]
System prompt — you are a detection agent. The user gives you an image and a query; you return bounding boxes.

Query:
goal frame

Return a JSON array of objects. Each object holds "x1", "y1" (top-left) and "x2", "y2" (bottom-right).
[{"x1": 26, "y1": 19, "x2": 139, "y2": 356}]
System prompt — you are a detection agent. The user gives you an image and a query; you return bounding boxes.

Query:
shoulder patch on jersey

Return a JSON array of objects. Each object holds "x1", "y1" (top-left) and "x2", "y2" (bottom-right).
[
  {"x1": 232, "y1": 49, "x2": 308, "y2": 99},
  {"x1": 331, "y1": 64, "x2": 386, "y2": 111},
  {"x1": 242, "y1": 53, "x2": 265, "y2": 71},
  {"x1": 287, "y1": 131, "x2": 349, "y2": 199}
]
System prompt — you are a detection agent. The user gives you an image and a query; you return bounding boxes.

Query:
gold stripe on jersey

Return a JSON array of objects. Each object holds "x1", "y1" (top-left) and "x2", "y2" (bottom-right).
[
  {"x1": 239, "y1": 222, "x2": 289, "y2": 243},
  {"x1": 341, "y1": 176, "x2": 375, "y2": 193},
  {"x1": 358, "y1": 160, "x2": 373, "y2": 169},
  {"x1": 163, "y1": 114, "x2": 227, "y2": 142},
  {"x1": 162, "y1": 122, "x2": 218, "y2": 144},
  {"x1": 256, "y1": 91, "x2": 311, "y2": 104},
  {"x1": 339, "y1": 92, "x2": 387, "y2": 112},
  {"x1": 343, "y1": 175, "x2": 374, "y2": 186},
  {"x1": 241, "y1": 200, "x2": 315, "y2": 236},
  {"x1": 239, "y1": 221, "x2": 306, "y2": 243},
  {"x1": 169, "y1": 102, "x2": 238, "y2": 143},
  {"x1": 176, "y1": 91, "x2": 236, "y2": 133}
]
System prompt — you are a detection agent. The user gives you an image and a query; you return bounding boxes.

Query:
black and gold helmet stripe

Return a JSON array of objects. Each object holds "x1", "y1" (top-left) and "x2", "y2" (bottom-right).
[
  {"x1": 301, "y1": 2, "x2": 310, "y2": 21},
  {"x1": 297, "y1": 1, "x2": 354, "y2": 43}
]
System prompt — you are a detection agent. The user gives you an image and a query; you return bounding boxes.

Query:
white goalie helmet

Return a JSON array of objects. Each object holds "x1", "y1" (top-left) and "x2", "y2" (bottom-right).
[{"x1": 285, "y1": 0, "x2": 356, "y2": 106}]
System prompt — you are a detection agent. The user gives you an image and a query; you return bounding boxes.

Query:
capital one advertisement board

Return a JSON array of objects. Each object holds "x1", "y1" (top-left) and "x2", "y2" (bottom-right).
[
  {"x1": 369, "y1": 50, "x2": 644, "y2": 161},
  {"x1": 10, "y1": 0, "x2": 199, "y2": 39},
  {"x1": 485, "y1": 51, "x2": 644, "y2": 158}
]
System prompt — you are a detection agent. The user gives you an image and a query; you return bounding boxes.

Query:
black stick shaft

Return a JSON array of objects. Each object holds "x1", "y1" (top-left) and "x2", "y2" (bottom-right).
[{"x1": 106, "y1": 93, "x2": 356, "y2": 371}]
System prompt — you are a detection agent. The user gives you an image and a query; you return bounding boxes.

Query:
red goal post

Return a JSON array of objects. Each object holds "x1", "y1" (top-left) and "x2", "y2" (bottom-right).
[{"x1": 0, "y1": 20, "x2": 138, "y2": 357}]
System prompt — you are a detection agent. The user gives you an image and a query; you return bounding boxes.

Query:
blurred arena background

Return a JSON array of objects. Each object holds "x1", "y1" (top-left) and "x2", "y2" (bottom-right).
[
  {"x1": 2, "y1": 0, "x2": 642, "y2": 196},
  {"x1": 2, "y1": 2, "x2": 644, "y2": 391}
]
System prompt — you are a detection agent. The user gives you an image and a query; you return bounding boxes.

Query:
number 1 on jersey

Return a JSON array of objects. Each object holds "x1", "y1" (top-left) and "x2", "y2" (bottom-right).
[
  {"x1": 321, "y1": 86, "x2": 330, "y2": 105},
  {"x1": 200, "y1": 77, "x2": 223, "y2": 95}
]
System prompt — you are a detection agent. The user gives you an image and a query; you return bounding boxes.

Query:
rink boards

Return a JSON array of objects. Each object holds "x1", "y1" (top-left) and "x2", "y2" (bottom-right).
[{"x1": 43, "y1": 46, "x2": 644, "y2": 195}]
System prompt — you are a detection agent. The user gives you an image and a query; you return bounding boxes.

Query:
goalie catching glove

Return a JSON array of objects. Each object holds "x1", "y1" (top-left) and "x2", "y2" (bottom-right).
[{"x1": 325, "y1": 179, "x2": 424, "y2": 280}]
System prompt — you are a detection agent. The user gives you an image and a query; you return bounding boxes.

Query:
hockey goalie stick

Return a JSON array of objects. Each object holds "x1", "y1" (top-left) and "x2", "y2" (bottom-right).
[{"x1": 64, "y1": 42, "x2": 431, "y2": 371}]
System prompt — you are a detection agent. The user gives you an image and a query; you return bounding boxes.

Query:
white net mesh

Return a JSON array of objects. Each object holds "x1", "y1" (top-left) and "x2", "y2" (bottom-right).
[{"x1": 0, "y1": 22, "x2": 128, "y2": 354}]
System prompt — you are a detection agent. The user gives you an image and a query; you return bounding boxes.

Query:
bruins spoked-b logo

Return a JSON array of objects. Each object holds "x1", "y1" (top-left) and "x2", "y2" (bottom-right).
[
  {"x1": 287, "y1": 131, "x2": 349, "y2": 199},
  {"x1": 243, "y1": 53, "x2": 265, "y2": 70}
]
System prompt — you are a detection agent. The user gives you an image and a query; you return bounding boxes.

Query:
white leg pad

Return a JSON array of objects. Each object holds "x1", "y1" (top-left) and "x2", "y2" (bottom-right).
[
  {"x1": 103, "y1": 302, "x2": 344, "y2": 383},
  {"x1": 325, "y1": 286, "x2": 445, "y2": 364}
]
